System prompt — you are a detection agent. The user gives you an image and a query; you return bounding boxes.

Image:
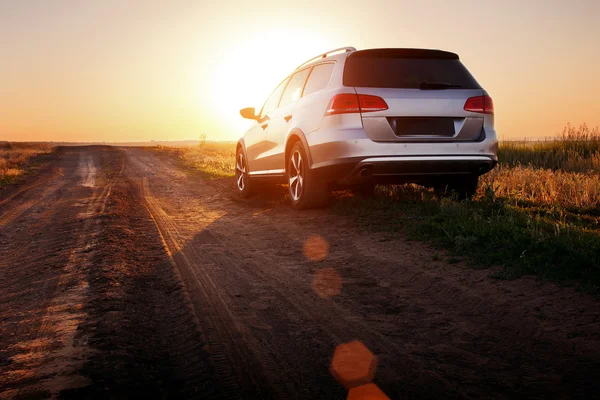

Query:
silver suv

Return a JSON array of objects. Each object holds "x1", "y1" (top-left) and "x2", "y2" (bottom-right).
[{"x1": 236, "y1": 47, "x2": 498, "y2": 209}]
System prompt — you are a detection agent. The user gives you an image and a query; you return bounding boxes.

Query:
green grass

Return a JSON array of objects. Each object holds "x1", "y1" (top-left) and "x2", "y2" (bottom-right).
[
  {"x1": 333, "y1": 186, "x2": 600, "y2": 294},
  {"x1": 334, "y1": 124, "x2": 600, "y2": 293}
]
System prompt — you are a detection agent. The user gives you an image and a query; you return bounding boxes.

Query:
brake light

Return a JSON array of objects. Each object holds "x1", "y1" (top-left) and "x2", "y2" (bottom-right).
[
  {"x1": 464, "y1": 95, "x2": 494, "y2": 114},
  {"x1": 326, "y1": 94, "x2": 359, "y2": 115},
  {"x1": 325, "y1": 94, "x2": 388, "y2": 116},
  {"x1": 359, "y1": 95, "x2": 389, "y2": 112}
]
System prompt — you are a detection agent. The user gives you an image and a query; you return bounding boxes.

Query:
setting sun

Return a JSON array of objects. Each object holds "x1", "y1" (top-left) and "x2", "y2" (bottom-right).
[
  {"x1": 207, "y1": 27, "x2": 336, "y2": 135},
  {"x1": 2, "y1": 1, "x2": 598, "y2": 143}
]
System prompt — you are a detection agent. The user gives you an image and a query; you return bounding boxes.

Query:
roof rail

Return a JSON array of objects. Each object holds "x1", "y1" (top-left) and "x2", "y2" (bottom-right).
[{"x1": 296, "y1": 47, "x2": 356, "y2": 70}]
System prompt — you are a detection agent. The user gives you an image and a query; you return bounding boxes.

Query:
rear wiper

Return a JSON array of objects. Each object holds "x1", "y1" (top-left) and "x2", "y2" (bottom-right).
[{"x1": 419, "y1": 81, "x2": 463, "y2": 90}]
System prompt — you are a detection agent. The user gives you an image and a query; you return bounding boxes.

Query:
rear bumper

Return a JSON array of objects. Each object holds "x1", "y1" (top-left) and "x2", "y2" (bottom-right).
[
  {"x1": 312, "y1": 155, "x2": 496, "y2": 185},
  {"x1": 305, "y1": 126, "x2": 498, "y2": 184},
  {"x1": 353, "y1": 155, "x2": 496, "y2": 175}
]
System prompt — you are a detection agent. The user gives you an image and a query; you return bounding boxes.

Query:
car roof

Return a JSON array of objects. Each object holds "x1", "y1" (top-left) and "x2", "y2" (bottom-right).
[
  {"x1": 296, "y1": 47, "x2": 460, "y2": 72},
  {"x1": 348, "y1": 48, "x2": 459, "y2": 60}
]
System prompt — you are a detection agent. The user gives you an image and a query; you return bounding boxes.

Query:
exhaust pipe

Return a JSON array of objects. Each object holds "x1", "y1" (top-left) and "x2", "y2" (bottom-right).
[{"x1": 359, "y1": 165, "x2": 373, "y2": 177}]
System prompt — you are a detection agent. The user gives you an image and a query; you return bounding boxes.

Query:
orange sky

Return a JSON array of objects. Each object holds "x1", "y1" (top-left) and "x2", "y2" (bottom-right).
[{"x1": 1, "y1": 0, "x2": 599, "y2": 142}]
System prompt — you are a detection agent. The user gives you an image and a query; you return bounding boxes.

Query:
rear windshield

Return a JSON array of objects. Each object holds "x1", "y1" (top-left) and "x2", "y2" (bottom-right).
[{"x1": 343, "y1": 55, "x2": 481, "y2": 89}]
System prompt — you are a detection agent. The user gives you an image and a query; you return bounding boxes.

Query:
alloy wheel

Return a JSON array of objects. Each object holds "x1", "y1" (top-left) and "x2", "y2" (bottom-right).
[
  {"x1": 289, "y1": 150, "x2": 303, "y2": 201},
  {"x1": 236, "y1": 153, "x2": 246, "y2": 191}
]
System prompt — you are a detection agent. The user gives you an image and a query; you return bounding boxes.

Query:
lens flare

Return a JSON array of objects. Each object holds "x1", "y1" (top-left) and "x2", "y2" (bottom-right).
[
  {"x1": 348, "y1": 383, "x2": 390, "y2": 400},
  {"x1": 330, "y1": 341, "x2": 378, "y2": 389},
  {"x1": 312, "y1": 268, "x2": 342, "y2": 298},
  {"x1": 303, "y1": 234, "x2": 329, "y2": 262}
]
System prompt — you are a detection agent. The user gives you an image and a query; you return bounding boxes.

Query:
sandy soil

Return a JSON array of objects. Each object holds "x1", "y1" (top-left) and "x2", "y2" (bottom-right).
[{"x1": 0, "y1": 146, "x2": 598, "y2": 399}]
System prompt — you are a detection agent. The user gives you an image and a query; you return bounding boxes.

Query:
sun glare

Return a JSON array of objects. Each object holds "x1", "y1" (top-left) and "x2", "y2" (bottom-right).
[{"x1": 205, "y1": 27, "x2": 334, "y2": 140}]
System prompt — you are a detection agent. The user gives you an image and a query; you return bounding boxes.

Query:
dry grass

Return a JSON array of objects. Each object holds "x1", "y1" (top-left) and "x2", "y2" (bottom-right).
[
  {"x1": 499, "y1": 124, "x2": 600, "y2": 173},
  {"x1": 154, "y1": 142, "x2": 236, "y2": 178},
  {"x1": 483, "y1": 124, "x2": 600, "y2": 211},
  {"x1": 480, "y1": 165, "x2": 600, "y2": 211},
  {"x1": 0, "y1": 142, "x2": 54, "y2": 185},
  {"x1": 160, "y1": 125, "x2": 600, "y2": 212}
]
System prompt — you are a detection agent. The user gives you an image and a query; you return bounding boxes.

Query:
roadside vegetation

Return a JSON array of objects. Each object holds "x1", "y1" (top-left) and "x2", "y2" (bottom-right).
[
  {"x1": 158, "y1": 124, "x2": 600, "y2": 293},
  {"x1": 500, "y1": 124, "x2": 600, "y2": 172},
  {"x1": 0, "y1": 142, "x2": 54, "y2": 186},
  {"x1": 154, "y1": 142, "x2": 236, "y2": 179}
]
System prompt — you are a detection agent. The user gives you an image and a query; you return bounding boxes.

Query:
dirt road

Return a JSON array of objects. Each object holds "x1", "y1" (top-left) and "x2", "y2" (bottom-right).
[{"x1": 1, "y1": 146, "x2": 598, "y2": 399}]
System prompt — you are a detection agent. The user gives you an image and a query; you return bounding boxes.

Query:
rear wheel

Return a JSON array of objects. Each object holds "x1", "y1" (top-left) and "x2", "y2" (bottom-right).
[
  {"x1": 288, "y1": 142, "x2": 329, "y2": 209},
  {"x1": 435, "y1": 175, "x2": 479, "y2": 200},
  {"x1": 235, "y1": 146, "x2": 254, "y2": 198}
]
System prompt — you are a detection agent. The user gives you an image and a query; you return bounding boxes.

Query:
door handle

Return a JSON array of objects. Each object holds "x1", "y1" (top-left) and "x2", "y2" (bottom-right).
[
  {"x1": 284, "y1": 115, "x2": 292, "y2": 122},
  {"x1": 261, "y1": 123, "x2": 268, "y2": 130}
]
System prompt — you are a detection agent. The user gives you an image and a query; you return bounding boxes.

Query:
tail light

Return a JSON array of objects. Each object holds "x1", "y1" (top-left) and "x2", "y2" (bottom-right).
[
  {"x1": 464, "y1": 95, "x2": 494, "y2": 114},
  {"x1": 325, "y1": 94, "x2": 388, "y2": 116}
]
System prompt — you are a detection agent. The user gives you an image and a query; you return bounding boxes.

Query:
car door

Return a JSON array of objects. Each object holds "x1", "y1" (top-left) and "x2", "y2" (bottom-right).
[
  {"x1": 245, "y1": 77, "x2": 289, "y2": 174},
  {"x1": 262, "y1": 67, "x2": 311, "y2": 174}
]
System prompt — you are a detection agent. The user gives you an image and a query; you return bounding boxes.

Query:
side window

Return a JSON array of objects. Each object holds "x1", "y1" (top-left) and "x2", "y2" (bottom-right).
[
  {"x1": 260, "y1": 78, "x2": 289, "y2": 119},
  {"x1": 303, "y1": 63, "x2": 335, "y2": 96},
  {"x1": 279, "y1": 68, "x2": 311, "y2": 107}
]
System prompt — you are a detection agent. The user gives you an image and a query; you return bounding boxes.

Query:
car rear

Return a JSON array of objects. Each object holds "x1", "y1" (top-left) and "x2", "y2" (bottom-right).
[{"x1": 306, "y1": 48, "x2": 498, "y2": 186}]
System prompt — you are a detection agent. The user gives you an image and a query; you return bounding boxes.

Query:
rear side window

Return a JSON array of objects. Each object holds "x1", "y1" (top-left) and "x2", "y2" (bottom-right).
[
  {"x1": 260, "y1": 78, "x2": 289, "y2": 119},
  {"x1": 279, "y1": 68, "x2": 311, "y2": 107},
  {"x1": 343, "y1": 55, "x2": 481, "y2": 89},
  {"x1": 303, "y1": 63, "x2": 335, "y2": 96}
]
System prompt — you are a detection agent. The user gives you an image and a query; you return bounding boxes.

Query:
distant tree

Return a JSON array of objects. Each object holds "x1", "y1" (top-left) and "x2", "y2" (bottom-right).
[{"x1": 199, "y1": 133, "x2": 207, "y2": 148}]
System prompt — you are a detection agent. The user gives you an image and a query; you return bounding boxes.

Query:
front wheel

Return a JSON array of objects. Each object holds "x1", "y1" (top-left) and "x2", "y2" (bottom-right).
[
  {"x1": 235, "y1": 146, "x2": 254, "y2": 198},
  {"x1": 288, "y1": 142, "x2": 329, "y2": 209}
]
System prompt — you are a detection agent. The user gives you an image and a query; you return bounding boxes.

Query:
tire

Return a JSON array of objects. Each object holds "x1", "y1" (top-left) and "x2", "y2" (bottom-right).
[
  {"x1": 235, "y1": 146, "x2": 254, "y2": 198},
  {"x1": 435, "y1": 175, "x2": 479, "y2": 200},
  {"x1": 287, "y1": 142, "x2": 329, "y2": 209},
  {"x1": 351, "y1": 182, "x2": 377, "y2": 197}
]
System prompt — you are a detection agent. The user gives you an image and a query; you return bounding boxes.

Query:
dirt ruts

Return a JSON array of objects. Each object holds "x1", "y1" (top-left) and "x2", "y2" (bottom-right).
[
  {"x1": 1, "y1": 146, "x2": 599, "y2": 399},
  {"x1": 0, "y1": 147, "x2": 219, "y2": 399}
]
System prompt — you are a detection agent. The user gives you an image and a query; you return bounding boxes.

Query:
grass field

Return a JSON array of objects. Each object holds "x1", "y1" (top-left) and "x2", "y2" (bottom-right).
[
  {"x1": 154, "y1": 142, "x2": 236, "y2": 179},
  {"x1": 158, "y1": 124, "x2": 600, "y2": 293},
  {"x1": 0, "y1": 142, "x2": 54, "y2": 186}
]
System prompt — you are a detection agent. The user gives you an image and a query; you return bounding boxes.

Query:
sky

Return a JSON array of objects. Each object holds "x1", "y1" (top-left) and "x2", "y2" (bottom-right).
[{"x1": 1, "y1": 0, "x2": 599, "y2": 142}]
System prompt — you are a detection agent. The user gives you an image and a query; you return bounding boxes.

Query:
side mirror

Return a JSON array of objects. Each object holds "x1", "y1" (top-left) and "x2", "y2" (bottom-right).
[{"x1": 240, "y1": 107, "x2": 259, "y2": 121}]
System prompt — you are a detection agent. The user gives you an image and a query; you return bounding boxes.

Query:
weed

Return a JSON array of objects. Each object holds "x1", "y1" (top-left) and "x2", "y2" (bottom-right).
[{"x1": 0, "y1": 142, "x2": 54, "y2": 186}]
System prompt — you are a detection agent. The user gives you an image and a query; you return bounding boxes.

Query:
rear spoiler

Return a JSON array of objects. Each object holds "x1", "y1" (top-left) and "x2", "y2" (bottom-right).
[{"x1": 347, "y1": 48, "x2": 459, "y2": 60}]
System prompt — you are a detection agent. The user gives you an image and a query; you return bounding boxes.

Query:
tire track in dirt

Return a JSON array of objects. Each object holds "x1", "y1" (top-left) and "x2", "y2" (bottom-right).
[
  {"x1": 1, "y1": 149, "x2": 126, "y2": 398},
  {"x1": 139, "y1": 176, "x2": 276, "y2": 399},
  {"x1": 129, "y1": 150, "x2": 447, "y2": 398},
  {"x1": 62, "y1": 160, "x2": 220, "y2": 398},
  {"x1": 0, "y1": 176, "x2": 63, "y2": 228},
  {"x1": 193, "y1": 221, "x2": 452, "y2": 396},
  {"x1": 2, "y1": 147, "x2": 225, "y2": 399},
  {"x1": 0, "y1": 175, "x2": 59, "y2": 208},
  {"x1": 125, "y1": 147, "x2": 600, "y2": 399},
  {"x1": 0, "y1": 180, "x2": 66, "y2": 265},
  {"x1": 20, "y1": 152, "x2": 126, "y2": 394}
]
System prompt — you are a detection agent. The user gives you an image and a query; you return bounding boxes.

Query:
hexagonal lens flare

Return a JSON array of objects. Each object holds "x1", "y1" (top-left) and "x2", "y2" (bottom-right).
[
  {"x1": 330, "y1": 340, "x2": 378, "y2": 389},
  {"x1": 347, "y1": 383, "x2": 390, "y2": 400}
]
